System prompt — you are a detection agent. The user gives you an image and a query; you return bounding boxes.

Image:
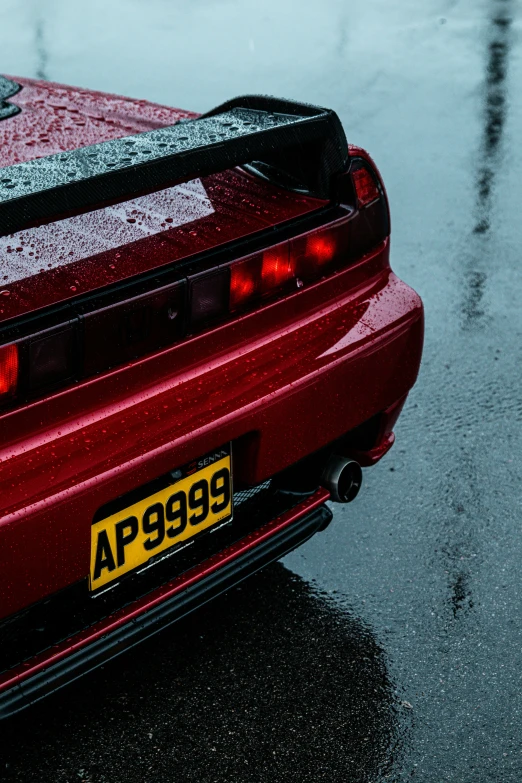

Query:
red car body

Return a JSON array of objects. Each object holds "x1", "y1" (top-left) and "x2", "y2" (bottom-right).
[{"x1": 0, "y1": 77, "x2": 423, "y2": 717}]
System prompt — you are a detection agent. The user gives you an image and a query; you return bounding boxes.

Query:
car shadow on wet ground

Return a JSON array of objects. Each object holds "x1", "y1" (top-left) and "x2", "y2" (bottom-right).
[{"x1": 0, "y1": 563, "x2": 405, "y2": 783}]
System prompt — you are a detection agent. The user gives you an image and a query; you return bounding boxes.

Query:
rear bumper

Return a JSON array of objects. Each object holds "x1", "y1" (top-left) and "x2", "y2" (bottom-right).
[
  {"x1": 0, "y1": 490, "x2": 331, "y2": 720},
  {"x1": 0, "y1": 240, "x2": 423, "y2": 621}
]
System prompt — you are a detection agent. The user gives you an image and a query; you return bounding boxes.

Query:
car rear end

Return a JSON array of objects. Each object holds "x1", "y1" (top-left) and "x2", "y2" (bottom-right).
[{"x1": 0, "y1": 77, "x2": 423, "y2": 718}]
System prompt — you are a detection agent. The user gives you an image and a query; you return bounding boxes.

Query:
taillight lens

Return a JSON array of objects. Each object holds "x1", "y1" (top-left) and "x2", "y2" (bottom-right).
[
  {"x1": 229, "y1": 242, "x2": 294, "y2": 312},
  {"x1": 289, "y1": 218, "x2": 352, "y2": 283},
  {"x1": 351, "y1": 164, "x2": 380, "y2": 208},
  {"x1": 261, "y1": 244, "x2": 294, "y2": 291},
  {"x1": 225, "y1": 161, "x2": 388, "y2": 320},
  {"x1": 0, "y1": 154, "x2": 391, "y2": 410},
  {"x1": 347, "y1": 157, "x2": 389, "y2": 257},
  {"x1": 227, "y1": 219, "x2": 353, "y2": 315},
  {"x1": 0, "y1": 344, "x2": 18, "y2": 400},
  {"x1": 230, "y1": 253, "x2": 262, "y2": 310},
  {"x1": 27, "y1": 325, "x2": 77, "y2": 392},
  {"x1": 305, "y1": 234, "x2": 337, "y2": 266},
  {"x1": 83, "y1": 281, "x2": 185, "y2": 375}
]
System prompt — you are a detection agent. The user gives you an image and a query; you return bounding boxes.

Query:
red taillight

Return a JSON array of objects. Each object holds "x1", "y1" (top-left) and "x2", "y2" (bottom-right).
[
  {"x1": 0, "y1": 344, "x2": 18, "y2": 399},
  {"x1": 0, "y1": 156, "x2": 390, "y2": 411},
  {"x1": 230, "y1": 254, "x2": 261, "y2": 310},
  {"x1": 230, "y1": 243, "x2": 295, "y2": 312},
  {"x1": 261, "y1": 245, "x2": 294, "y2": 291},
  {"x1": 305, "y1": 234, "x2": 337, "y2": 266},
  {"x1": 229, "y1": 242, "x2": 297, "y2": 313},
  {"x1": 351, "y1": 165, "x2": 380, "y2": 208},
  {"x1": 228, "y1": 219, "x2": 354, "y2": 315},
  {"x1": 289, "y1": 217, "x2": 352, "y2": 282}
]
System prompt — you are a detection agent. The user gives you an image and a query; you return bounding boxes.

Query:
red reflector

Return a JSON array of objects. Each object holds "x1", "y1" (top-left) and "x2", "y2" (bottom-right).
[
  {"x1": 0, "y1": 343, "x2": 18, "y2": 398},
  {"x1": 261, "y1": 244, "x2": 294, "y2": 292},
  {"x1": 351, "y1": 165, "x2": 380, "y2": 208}
]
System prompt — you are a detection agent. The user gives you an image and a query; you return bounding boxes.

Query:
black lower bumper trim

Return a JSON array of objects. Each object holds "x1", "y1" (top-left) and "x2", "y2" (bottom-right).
[{"x1": 0, "y1": 503, "x2": 331, "y2": 720}]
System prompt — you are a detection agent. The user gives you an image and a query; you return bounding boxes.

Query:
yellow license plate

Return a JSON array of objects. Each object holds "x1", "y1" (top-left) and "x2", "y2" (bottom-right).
[{"x1": 90, "y1": 449, "x2": 232, "y2": 591}]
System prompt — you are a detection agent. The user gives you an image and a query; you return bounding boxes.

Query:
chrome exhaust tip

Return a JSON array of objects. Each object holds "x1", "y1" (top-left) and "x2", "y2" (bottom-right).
[{"x1": 322, "y1": 455, "x2": 362, "y2": 503}]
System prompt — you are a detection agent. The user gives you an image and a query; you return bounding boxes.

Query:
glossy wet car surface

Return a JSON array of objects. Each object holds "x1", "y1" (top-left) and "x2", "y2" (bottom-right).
[
  {"x1": 0, "y1": 66, "x2": 423, "y2": 718},
  {"x1": 1, "y1": 0, "x2": 521, "y2": 780}
]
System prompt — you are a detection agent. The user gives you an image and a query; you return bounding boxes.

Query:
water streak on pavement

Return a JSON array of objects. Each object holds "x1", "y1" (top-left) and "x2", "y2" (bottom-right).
[
  {"x1": 1, "y1": 0, "x2": 521, "y2": 780},
  {"x1": 461, "y1": 0, "x2": 513, "y2": 327}
]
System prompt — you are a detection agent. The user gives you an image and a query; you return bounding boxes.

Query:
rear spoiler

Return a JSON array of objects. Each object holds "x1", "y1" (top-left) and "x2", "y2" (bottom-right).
[{"x1": 0, "y1": 95, "x2": 349, "y2": 239}]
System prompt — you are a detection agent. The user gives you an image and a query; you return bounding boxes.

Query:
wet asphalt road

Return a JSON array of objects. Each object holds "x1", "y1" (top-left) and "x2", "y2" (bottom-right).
[{"x1": 1, "y1": 0, "x2": 522, "y2": 780}]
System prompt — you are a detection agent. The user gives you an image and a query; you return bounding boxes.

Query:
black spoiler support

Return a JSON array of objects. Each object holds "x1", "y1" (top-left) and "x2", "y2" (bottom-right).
[{"x1": 0, "y1": 95, "x2": 349, "y2": 239}]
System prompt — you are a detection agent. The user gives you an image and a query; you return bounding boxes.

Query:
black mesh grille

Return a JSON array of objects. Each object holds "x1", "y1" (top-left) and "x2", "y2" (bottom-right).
[{"x1": 233, "y1": 480, "x2": 272, "y2": 506}]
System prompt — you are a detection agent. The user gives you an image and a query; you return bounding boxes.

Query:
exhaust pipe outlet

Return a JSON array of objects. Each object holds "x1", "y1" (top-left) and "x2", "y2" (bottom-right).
[{"x1": 322, "y1": 455, "x2": 362, "y2": 503}]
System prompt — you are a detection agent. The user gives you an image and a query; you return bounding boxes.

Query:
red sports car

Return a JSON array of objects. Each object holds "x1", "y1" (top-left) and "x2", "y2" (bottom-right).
[{"x1": 0, "y1": 75, "x2": 423, "y2": 717}]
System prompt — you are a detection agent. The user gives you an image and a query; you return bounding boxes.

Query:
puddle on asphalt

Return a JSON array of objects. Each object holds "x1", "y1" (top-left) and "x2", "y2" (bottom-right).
[{"x1": 0, "y1": 563, "x2": 404, "y2": 783}]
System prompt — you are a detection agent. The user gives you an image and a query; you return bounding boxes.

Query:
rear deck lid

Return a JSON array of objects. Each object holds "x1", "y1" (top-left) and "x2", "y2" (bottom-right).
[{"x1": 0, "y1": 78, "x2": 334, "y2": 325}]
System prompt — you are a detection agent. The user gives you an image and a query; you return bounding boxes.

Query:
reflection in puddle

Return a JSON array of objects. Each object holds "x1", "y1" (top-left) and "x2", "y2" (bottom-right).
[{"x1": 1, "y1": 564, "x2": 402, "y2": 783}]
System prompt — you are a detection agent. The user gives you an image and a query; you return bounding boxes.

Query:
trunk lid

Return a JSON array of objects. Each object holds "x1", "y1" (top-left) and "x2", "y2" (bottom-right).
[{"x1": 0, "y1": 77, "x2": 324, "y2": 325}]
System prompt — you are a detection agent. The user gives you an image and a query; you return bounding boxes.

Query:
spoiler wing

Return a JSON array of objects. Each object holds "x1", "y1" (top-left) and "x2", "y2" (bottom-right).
[{"x1": 0, "y1": 95, "x2": 348, "y2": 239}]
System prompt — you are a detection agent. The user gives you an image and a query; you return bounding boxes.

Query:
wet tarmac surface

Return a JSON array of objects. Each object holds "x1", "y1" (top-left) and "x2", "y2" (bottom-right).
[{"x1": 1, "y1": 0, "x2": 521, "y2": 780}]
